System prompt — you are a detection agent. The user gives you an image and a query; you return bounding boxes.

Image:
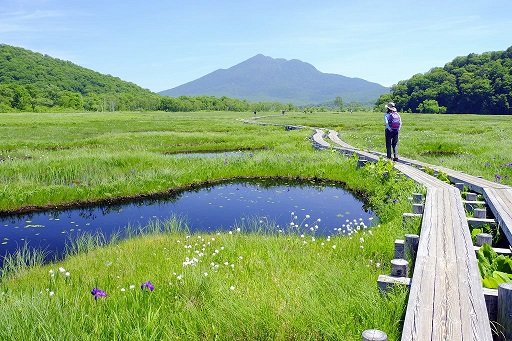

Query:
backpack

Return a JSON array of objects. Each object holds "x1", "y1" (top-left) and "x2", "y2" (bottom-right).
[{"x1": 388, "y1": 112, "x2": 401, "y2": 130}]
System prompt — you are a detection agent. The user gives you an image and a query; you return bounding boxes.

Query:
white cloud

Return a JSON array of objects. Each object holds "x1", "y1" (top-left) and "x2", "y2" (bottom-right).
[{"x1": 0, "y1": 9, "x2": 67, "y2": 33}]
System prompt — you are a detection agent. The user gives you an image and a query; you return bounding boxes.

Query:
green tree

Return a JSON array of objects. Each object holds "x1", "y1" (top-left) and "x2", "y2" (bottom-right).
[{"x1": 334, "y1": 96, "x2": 344, "y2": 111}]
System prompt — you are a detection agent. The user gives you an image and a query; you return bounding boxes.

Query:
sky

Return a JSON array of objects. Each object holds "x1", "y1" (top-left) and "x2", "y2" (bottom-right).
[{"x1": 1, "y1": 0, "x2": 511, "y2": 92}]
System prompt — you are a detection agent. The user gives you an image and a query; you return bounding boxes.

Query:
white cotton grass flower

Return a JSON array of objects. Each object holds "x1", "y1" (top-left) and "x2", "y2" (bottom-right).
[
  {"x1": 203, "y1": 272, "x2": 208, "y2": 277},
  {"x1": 121, "y1": 288, "x2": 126, "y2": 292},
  {"x1": 49, "y1": 291, "x2": 55, "y2": 297},
  {"x1": 129, "y1": 285, "x2": 135, "y2": 290},
  {"x1": 58, "y1": 267, "x2": 66, "y2": 273},
  {"x1": 65, "y1": 272, "x2": 70, "y2": 277},
  {"x1": 332, "y1": 245, "x2": 336, "y2": 249},
  {"x1": 230, "y1": 285, "x2": 235, "y2": 291},
  {"x1": 376, "y1": 263, "x2": 381, "y2": 268}
]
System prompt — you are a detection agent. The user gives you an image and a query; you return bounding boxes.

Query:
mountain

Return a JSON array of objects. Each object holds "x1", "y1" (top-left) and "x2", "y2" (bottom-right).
[
  {"x1": 376, "y1": 46, "x2": 512, "y2": 114},
  {"x1": 0, "y1": 44, "x2": 160, "y2": 112},
  {"x1": 159, "y1": 54, "x2": 389, "y2": 105}
]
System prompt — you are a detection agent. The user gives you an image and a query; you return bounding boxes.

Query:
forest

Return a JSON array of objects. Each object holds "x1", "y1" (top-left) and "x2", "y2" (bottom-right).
[
  {"x1": 0, "y1": 45, "x2": 295, "y2": 113},
  {"x1": 376, "y1": 46, "x2": 512, "y2": 114}
]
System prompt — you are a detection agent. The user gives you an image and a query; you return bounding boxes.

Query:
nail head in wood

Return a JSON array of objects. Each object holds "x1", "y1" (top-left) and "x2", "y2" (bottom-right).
[{"x1": 362, "y1": 329, "x2": 388, "y2": 341}]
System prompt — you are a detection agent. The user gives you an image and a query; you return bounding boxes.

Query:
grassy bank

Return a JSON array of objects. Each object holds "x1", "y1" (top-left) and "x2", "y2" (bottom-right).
[
  {"x1": 262, "y1": 111, "x2": 512, "y2": 185},
  {"x1": 0, "y1": 211, "x2": 418, "y2": 340},
  {"x1": 7, "y1": 110, "x2": 498, "y2": 338}
]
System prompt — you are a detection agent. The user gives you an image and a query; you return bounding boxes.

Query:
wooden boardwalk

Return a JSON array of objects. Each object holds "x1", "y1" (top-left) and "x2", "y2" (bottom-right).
[
  {"x1": 242, "y1": 119, "x2": 505, "y2": 339},
  {"x1": 326, "y1": 130, "x2": 494, "y2": 340}
]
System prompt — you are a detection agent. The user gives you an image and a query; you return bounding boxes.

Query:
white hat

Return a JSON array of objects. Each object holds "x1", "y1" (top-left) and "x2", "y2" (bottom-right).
[{"x1": 385, "y1": 102, "x2": 397, "y2": 111}]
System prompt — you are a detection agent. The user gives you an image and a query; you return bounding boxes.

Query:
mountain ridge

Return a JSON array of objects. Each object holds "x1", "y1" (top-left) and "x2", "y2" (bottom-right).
[{"x1": 160, "y1": 54, "x2": 389, "y2": 105}]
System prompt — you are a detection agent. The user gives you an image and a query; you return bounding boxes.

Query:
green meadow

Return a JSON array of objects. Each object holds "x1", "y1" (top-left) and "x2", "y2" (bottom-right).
[{"x1": 0, "y1": 110, "x2": 510, "y2": 339}]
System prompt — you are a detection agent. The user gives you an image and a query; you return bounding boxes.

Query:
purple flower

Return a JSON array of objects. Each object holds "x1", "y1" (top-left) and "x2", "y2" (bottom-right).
[
  {"x1": 495, "y1": 174, "x2": 502, "y2": 183},
  {"x1": 141, "y1": 281, "x2": 155, "y2": 291},
  {"x1": 91, "y1": 288, "x2": 107, "y2": 300}
]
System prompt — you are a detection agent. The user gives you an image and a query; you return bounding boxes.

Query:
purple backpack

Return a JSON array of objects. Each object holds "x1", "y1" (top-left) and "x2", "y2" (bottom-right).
[{"x1": 388, "y1": 112, "x2": 401, "y2": 130}]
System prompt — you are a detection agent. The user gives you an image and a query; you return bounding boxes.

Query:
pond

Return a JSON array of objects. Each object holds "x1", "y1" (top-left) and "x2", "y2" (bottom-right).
[
  {"x1": 168, "y1": 151, "x2": 248, "y2": 158},
  {"x1": 0, "y1": 179, "x2": 376, "y2": 265}
]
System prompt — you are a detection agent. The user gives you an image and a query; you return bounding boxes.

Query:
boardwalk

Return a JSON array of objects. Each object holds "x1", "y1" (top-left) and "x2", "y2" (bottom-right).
[
  {"x1": 326, "y1": 130, "x2": 494, "y2": 340},
  {"x1": 244, "y1": 117, "x2": 503, "y2": 340}
]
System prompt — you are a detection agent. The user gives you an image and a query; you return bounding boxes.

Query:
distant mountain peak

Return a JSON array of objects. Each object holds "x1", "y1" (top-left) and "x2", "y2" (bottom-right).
[{"x1": 160, "y1": 55, "x2": 388, "y2": 105}]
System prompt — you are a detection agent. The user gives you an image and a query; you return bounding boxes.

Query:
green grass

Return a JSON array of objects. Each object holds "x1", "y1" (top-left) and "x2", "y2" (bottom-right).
[
  {"x1": 1, "y1": 110, "x2": 505, "y2": 339},
  {"x1": 0, "y1": 214, "x2": 416, "y2": 340},
  {"x1": 262, "y1": 111, "x2": 512, "y2": 185}
]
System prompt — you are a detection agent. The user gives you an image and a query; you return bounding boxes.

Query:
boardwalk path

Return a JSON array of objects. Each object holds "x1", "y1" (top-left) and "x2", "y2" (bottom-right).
[
  {"x1": 323, "y1": 129, "x2": 493, "y2": 341},
  {"x1": 241, "y1": 117, "x2": 504, "y2": 340}
]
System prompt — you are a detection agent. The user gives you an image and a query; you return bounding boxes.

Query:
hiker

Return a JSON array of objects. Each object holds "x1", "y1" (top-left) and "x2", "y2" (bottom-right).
[{"x1": 384, "y1": 102, "x2": 401, "y2": 161}]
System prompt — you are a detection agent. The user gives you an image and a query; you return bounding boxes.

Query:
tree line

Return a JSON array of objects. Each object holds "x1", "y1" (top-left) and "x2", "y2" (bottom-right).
[
  {"x1": 376, "y1": 46, "x2": 512, "y2": 114},
  {"x1": 0, "y1": 44, "x2": 298, "y2": 113}
]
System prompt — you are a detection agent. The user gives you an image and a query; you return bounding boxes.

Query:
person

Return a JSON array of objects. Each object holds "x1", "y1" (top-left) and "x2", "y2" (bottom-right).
[{"x1": 384, "y1": 102, "x2": 401, "y2": 161}]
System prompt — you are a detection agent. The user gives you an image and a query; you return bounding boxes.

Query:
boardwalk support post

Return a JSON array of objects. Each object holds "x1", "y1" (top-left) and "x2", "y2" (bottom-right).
[
  {"x1": 412, "y1": 193, "x2": 423, "y2": 203},
  {"x1": 405, "y1": 234, "x2": 420, "y2": 263},
  {"x1": 357, "y1": 159, "x2": 367, "y2": 168},
  {"x1": 455, "y1": 182, "x2": 465, "y2": 191},
  {"x1": 390, "y1": 259, "x2": 408, "y2": 277},
  {"x1": 498, "y1": 283, "x2": 512, "y2": 340},
  {"x1": 394, "y1": 239, "x2": 405, "y2": 259},
  {"x1": 466, "y1": 192, "x2": 478, "y2": 201},
  {"x1": 362, "y1": 329, "x2": 387, "y2": 341},
  {"x1": 476, "y1": 233, "x2": 493, "y2": 247},
  {"x1": 412, "y1": 203, "x2": 424, "y2": 214},
  {"x1": 474, "y1": 208, "x2": 487, "y2": 219}
]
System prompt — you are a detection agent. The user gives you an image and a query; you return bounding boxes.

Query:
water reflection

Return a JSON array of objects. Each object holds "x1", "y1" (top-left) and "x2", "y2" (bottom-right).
[
  {"x1": 0, "y1": 179, "x2": 376, "y2": 264},
  {"x1": 169, "y1": 151, "x2": 247, "y2": 158}
]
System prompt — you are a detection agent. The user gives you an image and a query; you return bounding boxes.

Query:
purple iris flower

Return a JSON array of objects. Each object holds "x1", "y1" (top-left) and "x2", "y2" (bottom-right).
[
  {"x1": 91, "y1": 288, "x2": 107, "y2": 300},
  {"x1": 141, "y1": 281, "x2": 155, "y2": 291}
]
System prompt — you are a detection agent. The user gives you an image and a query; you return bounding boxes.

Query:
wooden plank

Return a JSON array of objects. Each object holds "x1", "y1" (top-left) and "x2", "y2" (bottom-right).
[
  {"x1": 431, "y1": 188, "x2": 458, "y2": 339},
  {"x1": 402, "y1": 188, "x2": 438, "y2": 340},
  {"x1": 322, "y1": 129, "x2": 495, "y2": 340},
  {"x1": 467, "y1": 217, "x2": 497, "y2": 227},
  {"x1": 327, "y1": 130, "x2": 353, "y2": 148},
  {"x1": 451, "y1": 188, "x2": 493, "y2": 340},
  {"x1": 484, "y1": 188, "x2": 512, "y2": 245},
  {"x1": 311, "y1": 129, "x2": 330, "y2": 149},
  {"x1": 474, "y1": 245, "x2": 512, "y2": 255}
]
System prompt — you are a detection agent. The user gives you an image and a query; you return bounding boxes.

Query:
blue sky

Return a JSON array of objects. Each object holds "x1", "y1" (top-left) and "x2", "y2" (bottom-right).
[{"x1": 1, "y1": 0, "x2": 511, "y2": 92}]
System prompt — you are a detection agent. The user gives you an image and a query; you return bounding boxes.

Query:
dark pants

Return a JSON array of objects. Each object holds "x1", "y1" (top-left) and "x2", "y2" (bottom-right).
[{"x1": 385, "y1": 129, "x2": 399, "y2": 159}]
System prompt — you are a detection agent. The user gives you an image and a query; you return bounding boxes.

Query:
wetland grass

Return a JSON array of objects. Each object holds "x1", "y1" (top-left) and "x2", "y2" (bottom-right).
[
  {"x1": 264, "y1": 111, "x2": 512, "y2": 185},
  {"x1": 2, "y1": 110, "x2": 480, "y2": 339}
]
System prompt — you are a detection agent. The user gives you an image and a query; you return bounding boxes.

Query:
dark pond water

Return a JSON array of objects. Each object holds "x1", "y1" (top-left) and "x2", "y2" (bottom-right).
[
  {"x1": 0, "y1": 179, "x2": 376, "y2": 264},
  {"x1": 169, "y1": 151, "x2": 248, "y2": 158}
]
